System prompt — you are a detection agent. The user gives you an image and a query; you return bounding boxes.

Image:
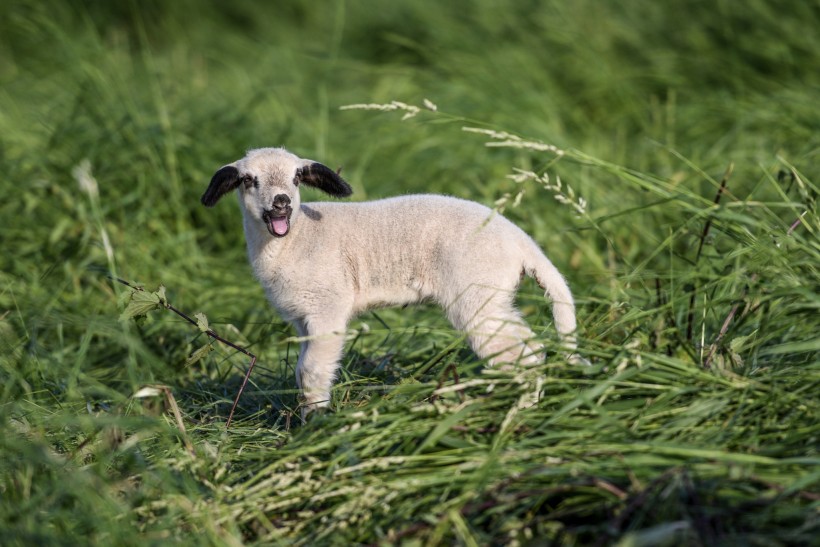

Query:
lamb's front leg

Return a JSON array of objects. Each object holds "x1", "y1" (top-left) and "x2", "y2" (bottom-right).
[{"x1": 293, "y1": 316, "x2": 348, "y2": 419}]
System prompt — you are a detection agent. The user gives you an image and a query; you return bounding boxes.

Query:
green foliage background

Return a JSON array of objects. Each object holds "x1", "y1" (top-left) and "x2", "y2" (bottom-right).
[{"x1": 1, "y1": 0, "x2": 818, "y2": 544}]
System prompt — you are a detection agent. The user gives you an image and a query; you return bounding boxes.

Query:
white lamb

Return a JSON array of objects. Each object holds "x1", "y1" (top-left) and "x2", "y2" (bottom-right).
[{"x1": 201, "y1": 147, "x2": 584, "y2": 416}]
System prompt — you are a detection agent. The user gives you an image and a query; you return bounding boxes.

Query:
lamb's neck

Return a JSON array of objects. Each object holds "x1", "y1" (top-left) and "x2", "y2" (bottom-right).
[{"x1": 243, "y1": 218, "x2": 286, "y2": 269}]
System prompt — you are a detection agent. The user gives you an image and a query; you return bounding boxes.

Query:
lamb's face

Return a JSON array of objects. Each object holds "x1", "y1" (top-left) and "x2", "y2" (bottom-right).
[
  {"x1": 235, "y1": 148, "x2": 305, "y2": 238},
  {"x1": 201, "y1": 147, "x2": 353, "y2": 239}
]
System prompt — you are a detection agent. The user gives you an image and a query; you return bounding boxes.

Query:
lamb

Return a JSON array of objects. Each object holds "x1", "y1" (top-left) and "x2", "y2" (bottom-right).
[{"x1": 201, "y1": 147, "x2": 584, "y2": 417}]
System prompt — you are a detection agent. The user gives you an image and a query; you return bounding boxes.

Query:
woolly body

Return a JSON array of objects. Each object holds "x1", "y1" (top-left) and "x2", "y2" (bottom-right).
[{"x1": 202, "y1": 147, "x2": 581, "y2": 415}]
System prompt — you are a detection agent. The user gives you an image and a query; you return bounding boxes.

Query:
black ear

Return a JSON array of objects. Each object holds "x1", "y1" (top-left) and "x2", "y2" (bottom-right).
[
  {"x1": 298, "y1": 163, "x2": 353, "y2": 198},
  {"x1": 201, "y1": 166, "x2": 241, "y2": 207}
]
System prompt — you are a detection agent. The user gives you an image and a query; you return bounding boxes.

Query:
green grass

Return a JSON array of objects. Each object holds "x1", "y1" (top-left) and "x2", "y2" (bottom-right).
[{"x1": 1, "y1": 0, "x2": 818, "y2": 544}]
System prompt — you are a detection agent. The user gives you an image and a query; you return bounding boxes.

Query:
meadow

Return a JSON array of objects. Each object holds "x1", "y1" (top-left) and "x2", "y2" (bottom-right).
[{"x1": 1, "y1": 0, "x2": 818, "y2": 544}]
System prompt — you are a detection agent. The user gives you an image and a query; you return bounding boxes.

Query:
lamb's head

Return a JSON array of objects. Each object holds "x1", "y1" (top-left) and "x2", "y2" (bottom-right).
[{"x1": 201, "y1": 147, "x2": 352, "y2": 237}]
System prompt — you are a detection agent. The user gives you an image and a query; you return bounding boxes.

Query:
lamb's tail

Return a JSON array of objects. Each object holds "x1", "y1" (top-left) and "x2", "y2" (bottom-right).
[{"x1": 524, "y1": 250, "x2": 588, "y2": 365}]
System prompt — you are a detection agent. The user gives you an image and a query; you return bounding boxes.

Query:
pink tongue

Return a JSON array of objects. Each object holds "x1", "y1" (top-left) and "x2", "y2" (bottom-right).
[{"x1": 271, "y1": 217, "x2": 288, "y2": 235}]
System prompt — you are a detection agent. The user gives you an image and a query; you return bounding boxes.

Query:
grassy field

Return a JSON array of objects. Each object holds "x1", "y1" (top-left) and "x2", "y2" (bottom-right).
[{"x1": 1, "y1": 0, "x2": 818, "y2": 544}]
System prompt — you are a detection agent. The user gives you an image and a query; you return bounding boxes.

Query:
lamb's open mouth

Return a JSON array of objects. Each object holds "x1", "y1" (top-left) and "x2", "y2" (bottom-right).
[{"x1": 262, "y1": 208, "x2": 291, "y2": 237}]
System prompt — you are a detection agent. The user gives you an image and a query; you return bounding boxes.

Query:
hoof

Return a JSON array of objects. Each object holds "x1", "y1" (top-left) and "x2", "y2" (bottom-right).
[{"x1": 300, "y1": 403, "x2": 332, "y2": 423}]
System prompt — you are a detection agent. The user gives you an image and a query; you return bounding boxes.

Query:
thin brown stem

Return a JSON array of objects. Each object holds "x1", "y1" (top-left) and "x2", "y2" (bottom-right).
[
  {"x1": 225, "y1": 355, "x2": 258, "y2": 428},
  {"x1": 703, "y1": 274, "x2": 758, "y2": 369},
  {"x1": 111, "y1": 276, "x2": 258, "y2": 428},
  {"x1": 787, "y1": 212, "x2": 806, "y2": 235},
  {"x1": 686, "y1": 164, "x2": 733, "y2": 342}
]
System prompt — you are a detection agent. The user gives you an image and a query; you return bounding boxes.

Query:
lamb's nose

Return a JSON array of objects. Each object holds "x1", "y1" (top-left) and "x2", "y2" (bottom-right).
[{"x1": 273, "y1": 194, "x2": 291, "y2": 209}]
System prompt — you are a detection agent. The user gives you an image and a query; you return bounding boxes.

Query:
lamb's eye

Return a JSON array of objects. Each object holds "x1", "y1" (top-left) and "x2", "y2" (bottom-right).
[
  {"x1": 293, "y1": 170, "x2": 301, "y2": 186},
  {"x1": 242, "y1": 175, "x2": 257, "y2": 189}
]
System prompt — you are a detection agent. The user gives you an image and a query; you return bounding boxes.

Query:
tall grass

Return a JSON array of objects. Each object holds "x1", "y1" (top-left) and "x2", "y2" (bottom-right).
[{"x1": 1, "y1": 0, "x2": 818, "y2": 544}]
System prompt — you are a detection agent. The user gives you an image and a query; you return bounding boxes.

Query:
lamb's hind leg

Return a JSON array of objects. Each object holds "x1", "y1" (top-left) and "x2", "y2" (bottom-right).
[{"x1": 447, "y1": 286, "x2": 544, "y2": 368}]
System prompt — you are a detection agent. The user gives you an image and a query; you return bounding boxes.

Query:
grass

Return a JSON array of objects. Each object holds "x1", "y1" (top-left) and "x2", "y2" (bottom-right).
[{"x1": 1, "y1": 0, "x2": 818, "y2": 544}]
